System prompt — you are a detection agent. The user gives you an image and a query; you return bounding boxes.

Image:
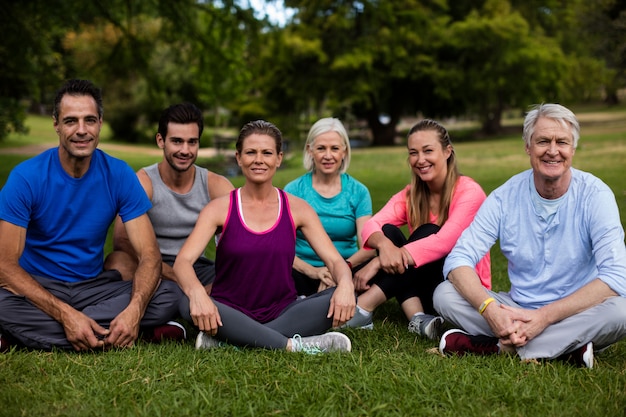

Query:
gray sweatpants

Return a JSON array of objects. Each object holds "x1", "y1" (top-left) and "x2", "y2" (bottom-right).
[
  {"x1": 0, "y1": 271, "x2": 182, "y2": 350},
  {"x1": 433, "y1": 280, "x2": 626, "y2": 360},
  {"x1": 180, "y1": 287, "x2": 339, "y2": 349}
]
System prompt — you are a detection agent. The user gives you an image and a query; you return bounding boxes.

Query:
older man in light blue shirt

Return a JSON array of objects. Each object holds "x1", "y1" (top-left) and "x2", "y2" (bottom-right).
[{"x1": 433, "y1": 103, "x2": 626, "y2": 368}]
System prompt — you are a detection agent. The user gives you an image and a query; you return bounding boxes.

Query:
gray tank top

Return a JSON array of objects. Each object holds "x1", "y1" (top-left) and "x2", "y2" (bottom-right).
[{"x1": 144, "y1": 163, "x2": 211, "y2": 256}]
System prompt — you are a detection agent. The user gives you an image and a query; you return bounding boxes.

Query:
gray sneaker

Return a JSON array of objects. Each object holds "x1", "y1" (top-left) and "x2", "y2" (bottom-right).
[
  {"x1": 341, "y1": 312, "x2": 374, "y2": 330},
  {"x1": 291, "y1": 332, "x2": 352, "y2": 354},
  {"x1": 195, "y1": 332, "x2": 224, "y2": 350},
  {"x1": 408, "y1": 314, "x2": 444, "y2": 340}
]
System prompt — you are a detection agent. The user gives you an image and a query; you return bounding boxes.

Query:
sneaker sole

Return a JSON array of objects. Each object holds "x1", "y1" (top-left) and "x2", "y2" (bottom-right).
[
  {"x1": 326, "y1": 332, "x2": 352, "y2": 352},
  {"x1": 195, "y1": 332, "x2": 222, "y2": 350},
  {"x1": 424, "y1": 317, "x2": 445, "y2": 340},
  {"x1": 583, "y1": 342, "x2": 594, "y2": 369}
]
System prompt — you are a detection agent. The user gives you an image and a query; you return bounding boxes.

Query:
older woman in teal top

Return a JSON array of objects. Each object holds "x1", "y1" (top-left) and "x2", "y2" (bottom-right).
[{"x1": 285, "y1": 118, "x2": 375, "y2": 296}]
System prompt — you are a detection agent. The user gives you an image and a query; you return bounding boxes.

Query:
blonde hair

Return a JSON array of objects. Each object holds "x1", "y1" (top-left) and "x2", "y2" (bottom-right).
[
  {"x1": 302, "y1": 118, "x2": 351, "y2": 174},
  {"x1": 405, "y1": 120, "x2": 459, "y2": 228}
]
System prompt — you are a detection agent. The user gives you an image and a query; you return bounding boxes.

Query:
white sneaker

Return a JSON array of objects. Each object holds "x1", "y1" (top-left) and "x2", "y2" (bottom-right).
[
  {"x1": 291, "y1": 332, "x2": 352, "y2": 354},
  {"x1": 195, "y1": 332, "x2": 224, "y2": 350}
]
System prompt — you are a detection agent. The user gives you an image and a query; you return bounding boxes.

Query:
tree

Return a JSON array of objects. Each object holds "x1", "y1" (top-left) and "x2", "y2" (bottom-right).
[
  {"x1": 436, "y1": 0, "x2": 567, "y2": 134},
  {"x1": 577, "y1": 0, "x2": 626, "y2": 104},
  {"x1": 0, "y1": 0, "x2": 261, "y2": 142},
  {"x1": 276, "y1": 0, "x2": 449, "y2": 146}
]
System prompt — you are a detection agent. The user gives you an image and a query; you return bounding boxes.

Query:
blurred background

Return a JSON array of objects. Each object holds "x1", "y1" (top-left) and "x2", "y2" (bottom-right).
[{"x1": 1, "y1": 0, "x2": 624, "y2": 148}]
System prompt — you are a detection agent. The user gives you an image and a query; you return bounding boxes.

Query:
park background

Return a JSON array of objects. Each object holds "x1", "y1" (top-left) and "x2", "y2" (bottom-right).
[{"x1": 1, "y1": 1, "x2": 626, "y2": 416}]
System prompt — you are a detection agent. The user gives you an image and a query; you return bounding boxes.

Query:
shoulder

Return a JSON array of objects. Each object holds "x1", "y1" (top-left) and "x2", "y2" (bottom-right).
[
  {"x1": 489, "y1": 170, "x2": 532, "y2": 198},
  {"x1": 285, "y1": 191, "x2": 315, "y2": 216},
  {"x1": 136, "y1": 168, "x2": 153, "y2": 198},
  {"x1": 454, "y1": 175, "x2": 486, "y2": 197},
  {"x1": 284, "y1": 173, "x2": 310, "y2": 193},
  {"x1": 94, "y1": 150, "x2": 135, "y2": 177},
  {"x1": 200, "y1": 189, "x2": 233, "y2": 219},
  {"x1": 203, "y1": 167, "x2": 234, "y2": 199},
  {"x1": 570, "y1": 168, "x2": 611, "y2": 192},
  {"x1": 342, "y1": 173, "x2": 369, "y2": 192}
]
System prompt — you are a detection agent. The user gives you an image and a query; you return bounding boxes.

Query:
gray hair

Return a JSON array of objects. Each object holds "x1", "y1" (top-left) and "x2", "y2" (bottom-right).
[
  {"x1": 523, "y1": 103, "x2": 580, "y2": 148},
  {"x1": 303, "y1": 118, "x2": 351, "y2": 173}
]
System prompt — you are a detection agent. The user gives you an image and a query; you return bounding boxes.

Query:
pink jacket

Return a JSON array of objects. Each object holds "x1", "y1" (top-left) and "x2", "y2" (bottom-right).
[{"x1": 362, "y1": 176, "x2": 491, "y2": 289}]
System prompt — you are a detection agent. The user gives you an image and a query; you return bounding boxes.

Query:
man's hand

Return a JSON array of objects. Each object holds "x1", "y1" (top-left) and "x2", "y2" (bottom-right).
[
  {"x1": 482, "y1": 303, "x2": 533, "y2": 347},
  {"x1": 105, "y1": 304, "x2": 142, "y2": 348},
  {"x1": 62, "y1": 309, "x2": 110, "y2": 351}
]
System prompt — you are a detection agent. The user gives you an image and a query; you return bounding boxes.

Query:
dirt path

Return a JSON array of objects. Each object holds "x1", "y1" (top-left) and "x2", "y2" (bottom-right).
[{"x1": 1, "y1": 141, "x2": 225, "y2": 157}]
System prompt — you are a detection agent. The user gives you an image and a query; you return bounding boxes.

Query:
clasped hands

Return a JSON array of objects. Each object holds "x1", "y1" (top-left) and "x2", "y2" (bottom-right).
[{"x1": 484, "y1": 304, "x2": 549, "y2": 348}]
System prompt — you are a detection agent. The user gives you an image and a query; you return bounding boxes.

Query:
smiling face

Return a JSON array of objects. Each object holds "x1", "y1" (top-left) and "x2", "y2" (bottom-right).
[
  {"x1": 307, "y1": 131, "x2": 346, "y2": 176},
  {"x1": 158, "y1": 122, "x2": 200, "y2": 173},
  {"x1": 54, "y1": 94, "x2": 102, "y2": 162},
  {"x1": 407, "y1": 129, "x2": 452, "y2": 189},
  {"x1": 236, "y1": 133, "x2": 283, "y2": 184},
  {"x1": 526, "y1": 116, "x2": 575, "y2": 197}
]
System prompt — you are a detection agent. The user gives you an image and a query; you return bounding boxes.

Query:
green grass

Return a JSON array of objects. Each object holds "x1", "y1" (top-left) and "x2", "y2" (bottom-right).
[{"x1": 1, "y1": 114, "x2": 626, "y2": 417}]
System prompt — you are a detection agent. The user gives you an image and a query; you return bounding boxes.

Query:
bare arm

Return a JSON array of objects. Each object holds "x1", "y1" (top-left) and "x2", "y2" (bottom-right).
[
  {"x1": 0, "y1": 220, "x2": 109, "y2": 351},
  {"x1": 105, "y1": 214, "x2": 162, "y2": 347},
  {"x1": 290, "y1": 196, "x2": 355, "y2": 327},
  {"x1": 345, "y1": 215, "x2": 377, "y2": 267},
  {"x1": 173, "y1": 198, "x2": 228, "y2": 334},
  {"x1": 364, "y1": 231, "x2": 412, "y2": 275},
  {"x1": 207, "y1": 171, "x2": 235, "y2": 200}
]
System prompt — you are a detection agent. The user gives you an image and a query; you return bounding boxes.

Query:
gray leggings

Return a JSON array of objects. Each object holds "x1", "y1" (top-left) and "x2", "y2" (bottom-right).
[{"x1": 181, "y1": 288, "x2": 338, "y2": 349}]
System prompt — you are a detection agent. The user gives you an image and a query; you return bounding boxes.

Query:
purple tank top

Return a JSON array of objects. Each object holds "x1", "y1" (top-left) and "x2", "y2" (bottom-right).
[{"x1": 212, "y1": 188, "x2": 297, "y2": 323}]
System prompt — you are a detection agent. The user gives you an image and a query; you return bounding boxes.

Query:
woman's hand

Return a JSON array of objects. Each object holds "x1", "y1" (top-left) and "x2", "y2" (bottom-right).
[
  {"x1": 327, "y1": 280, "x2": 356, "y2": 328},
  {"x1": 377, "y1": 241, "x2": 411, "y2": 275},
  {"x1": 188, "y1": 287, "x2": 222, "y2": 335},
  {"x1": 353, "y1": 257, "x2": 381, "y2": 292}
]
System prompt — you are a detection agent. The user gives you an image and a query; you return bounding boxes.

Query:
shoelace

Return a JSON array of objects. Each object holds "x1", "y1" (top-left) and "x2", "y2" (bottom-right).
[
  {"x1": 408, "y1": 318, "x2": 426, "y2": 335},
  {"x1": 291, "y1": 334, "x2": 324, "y2": 355}
]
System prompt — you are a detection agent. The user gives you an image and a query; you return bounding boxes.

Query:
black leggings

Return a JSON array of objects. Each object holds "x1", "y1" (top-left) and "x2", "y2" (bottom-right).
[{"x1": 369, "y1": 223, "x2": 444, "y2": 315}]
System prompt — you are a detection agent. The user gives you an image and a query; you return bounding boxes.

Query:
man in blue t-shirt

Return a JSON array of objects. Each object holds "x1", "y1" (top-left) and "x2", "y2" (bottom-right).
[{"x1": 0, "y1": 79, "x2": 181, "y2": 352}]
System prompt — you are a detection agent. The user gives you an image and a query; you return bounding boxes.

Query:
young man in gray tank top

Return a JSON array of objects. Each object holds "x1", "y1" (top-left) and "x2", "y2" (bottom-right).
[{"x1": 105, "y1": 103, "x2": 234, "y2": 341}]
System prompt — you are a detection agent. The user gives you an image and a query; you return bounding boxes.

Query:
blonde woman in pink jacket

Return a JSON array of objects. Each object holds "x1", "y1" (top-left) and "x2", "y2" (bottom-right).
[{"x1": 344, "y1": 120, "x2": 491, "y2": 339}]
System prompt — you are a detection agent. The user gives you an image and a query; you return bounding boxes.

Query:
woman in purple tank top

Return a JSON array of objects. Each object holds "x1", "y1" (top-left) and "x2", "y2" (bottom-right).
[{"x1": 174, "y1": 121, "x2": 355, "y2": 353}]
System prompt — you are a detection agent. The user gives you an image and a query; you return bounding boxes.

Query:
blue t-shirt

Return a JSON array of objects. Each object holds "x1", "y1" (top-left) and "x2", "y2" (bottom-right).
[
  {"x1": 0, "y1": 148, "x2": 152, "y2": 282},
  {"x1": 284, "y1": 172, "x2": 372, "y2": 266}
]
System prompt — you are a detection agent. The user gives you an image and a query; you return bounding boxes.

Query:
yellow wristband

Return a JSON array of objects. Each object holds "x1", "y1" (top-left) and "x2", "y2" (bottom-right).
[{"x1": 478, "y1": 297, "x2": 496, "y2": 315}]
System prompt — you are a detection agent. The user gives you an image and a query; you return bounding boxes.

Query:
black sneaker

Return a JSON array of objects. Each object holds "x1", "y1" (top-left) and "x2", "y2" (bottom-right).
[{"x1": 439, "y1": 329, "x2": 499, "y2": 356}]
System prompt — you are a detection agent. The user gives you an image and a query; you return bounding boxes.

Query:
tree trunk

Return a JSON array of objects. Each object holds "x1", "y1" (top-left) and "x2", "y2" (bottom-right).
[
  {"x1": 365, "y1": 108, "x2": 400, "y2": 146},
  {"x1": 480, "y1": 105, "x2": 503, "y2": 135}
]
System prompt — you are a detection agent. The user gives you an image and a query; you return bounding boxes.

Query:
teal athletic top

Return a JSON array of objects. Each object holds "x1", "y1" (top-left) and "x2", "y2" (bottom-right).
[{"x1": 284, "y1": 172, "x2": 372, "y2": 266}]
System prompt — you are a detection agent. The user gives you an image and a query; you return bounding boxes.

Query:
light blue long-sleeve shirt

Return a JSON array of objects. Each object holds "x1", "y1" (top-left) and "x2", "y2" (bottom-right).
[{"x1": 444, "y1": 168, "x2": 626, "y2": 309}]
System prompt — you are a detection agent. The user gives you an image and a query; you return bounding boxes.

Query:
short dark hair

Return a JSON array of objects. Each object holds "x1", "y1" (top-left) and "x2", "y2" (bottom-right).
[
  {"x1": 157, "y1": 103, "x2": 204, "y2": 139},
  {"x1": 236, "y1": 120, "x2": 283, "y2": 153},
  {"x1": 53, "y1": 79, "x2": 103, "y2": 121}
]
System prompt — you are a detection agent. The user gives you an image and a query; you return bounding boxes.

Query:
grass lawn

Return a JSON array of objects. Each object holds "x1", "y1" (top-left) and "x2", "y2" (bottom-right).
[{"x1": 1, "y1": 113, "x2": 626, "y2": 416}]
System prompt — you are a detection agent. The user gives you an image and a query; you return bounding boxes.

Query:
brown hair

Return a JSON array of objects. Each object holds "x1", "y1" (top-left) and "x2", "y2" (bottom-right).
[
  {"x1": 405, "y1": 119, "x2": 459, "y2": 228},
  {"x1": 236, "y1": 120, "x2": 283, "y2": 154}
]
